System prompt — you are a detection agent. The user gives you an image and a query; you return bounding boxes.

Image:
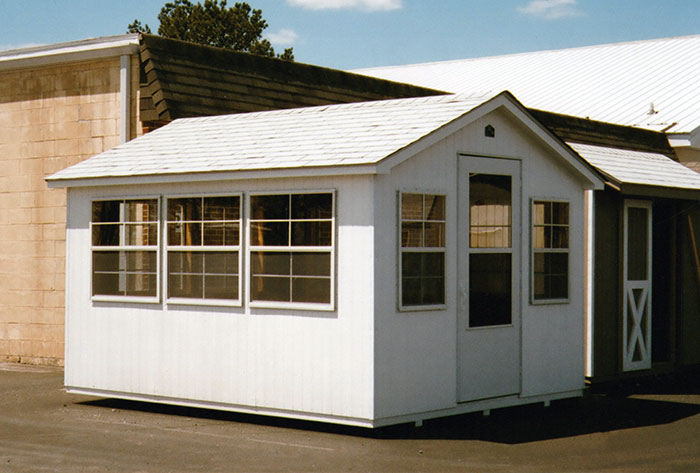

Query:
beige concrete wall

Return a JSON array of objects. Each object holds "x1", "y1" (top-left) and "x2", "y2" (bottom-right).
[
  {"x1": 0, "y1": 56, "x2": 140, "y2": 365},
  {"x1": 675, "y1": 147, "x2": 700, "y2": 163}
]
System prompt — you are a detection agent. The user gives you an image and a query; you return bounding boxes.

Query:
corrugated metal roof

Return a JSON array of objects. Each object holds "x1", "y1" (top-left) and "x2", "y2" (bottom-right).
[
  {"x1": 47, "y1": 93, "x2": 494, "y2": 182},
  {"x1": 568, "y1": 143, "x2": 700, "y2": 190},
  {"x1": 354, "y1": 35, "x2": 700, "y2": 135}
]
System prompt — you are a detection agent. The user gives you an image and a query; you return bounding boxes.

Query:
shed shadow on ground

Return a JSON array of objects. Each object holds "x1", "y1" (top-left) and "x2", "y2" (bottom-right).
[{"x1": 80, "y1": 369, "x2": 699, "y2": 445}]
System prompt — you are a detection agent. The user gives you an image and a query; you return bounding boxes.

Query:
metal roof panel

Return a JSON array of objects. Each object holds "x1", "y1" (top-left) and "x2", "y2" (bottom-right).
[{"x1": 355, "y1": 35, "x2": 700, "y2": 134}]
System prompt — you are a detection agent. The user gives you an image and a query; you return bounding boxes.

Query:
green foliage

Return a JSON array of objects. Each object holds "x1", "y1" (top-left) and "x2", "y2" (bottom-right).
[
  {"x1": 127, "y1": 0, "x2": 294, "y2": 61},
  {"x1": 127, "y1": 19, "x2": 151, "y2": 34}
]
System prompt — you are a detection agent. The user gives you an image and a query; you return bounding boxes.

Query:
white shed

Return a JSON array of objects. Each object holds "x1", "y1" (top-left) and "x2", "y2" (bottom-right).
[{"x1": 47, "y1": 92, "x2": 604, "y2": 427}]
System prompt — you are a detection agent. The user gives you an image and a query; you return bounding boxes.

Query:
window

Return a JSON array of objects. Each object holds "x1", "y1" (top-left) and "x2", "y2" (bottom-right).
[
  {"x1": 532, "y1": 200, "x2": 569, "y2": 301},
  {"x1": 399, "y1": 193, "x2": 446, "y2": 309},
  {"x1": 91, "y1": 199, "x2": 159, "y2": 300},
  {"x1": 469, "y1": 173, "x2": 513, "y2": 326},
  {"x1": 166, "y1": 196, "x2": 241, "y2": 303},
  {"x1": 249, "y1": 192, "x2": 334, "y2": 307}
]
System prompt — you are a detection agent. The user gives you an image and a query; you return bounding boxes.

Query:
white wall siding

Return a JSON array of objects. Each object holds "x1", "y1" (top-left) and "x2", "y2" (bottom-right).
[
  {"x1": 65, "y1": 175, "x2": 376, "y2": 422},
  {"x1": 372, "y1": 107, "x2": 587, "y2": 420}
]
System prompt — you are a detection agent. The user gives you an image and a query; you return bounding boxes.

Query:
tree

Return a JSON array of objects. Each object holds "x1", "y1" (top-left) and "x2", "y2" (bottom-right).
[
  {"x1": 126, "y1": 19, "x2": 151, "y2": 34},
  {"x1": 127, "y1": 0, "x2": 294, "y2": 61}
]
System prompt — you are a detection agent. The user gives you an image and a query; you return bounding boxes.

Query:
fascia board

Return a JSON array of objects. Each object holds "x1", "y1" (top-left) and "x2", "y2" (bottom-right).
[
  {"x1": 667, "y1": 132, "x2": 692, "y2": 148},
  {"x1": 45, "y1": 163, "x2": 379, "y2": 189},
  {"x1": 618, "y1": 183, "x2": 700, "y2": 200},
  {"x1": 499, "y1": 95, "x2": 605, "y2": 190},
  {"x1": 0, "y1": 35, "x2": 140, "y2": 71},
  {"x1": 377, "y1": 93, "x2": 605, "y2": 190}
]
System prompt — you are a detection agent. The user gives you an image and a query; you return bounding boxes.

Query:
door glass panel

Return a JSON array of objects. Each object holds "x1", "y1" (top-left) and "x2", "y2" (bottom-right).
[
  {"x1": 468, "y1": 172, "x2": 513, "y2": 327},
  {"x1": 469, "y1": 253, "x2": 512, "y2": 327},
  {"x1": 627, "y1": 207, "x2": 648, "y2": 281},
  {"x1": 469, "y1": 174, "x2": 512, "y2": 248}
]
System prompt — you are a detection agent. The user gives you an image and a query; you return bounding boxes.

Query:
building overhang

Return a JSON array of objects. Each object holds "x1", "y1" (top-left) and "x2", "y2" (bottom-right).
[{"x1": 0, "y1": 34, "x2": 140, "y2": 71}]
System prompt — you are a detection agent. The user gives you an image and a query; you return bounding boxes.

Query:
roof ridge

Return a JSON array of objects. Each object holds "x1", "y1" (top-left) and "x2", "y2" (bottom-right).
[
  {"x1": 172, "y1": 93, "x2": 471, "y2": 124},
  {"x1": 354, "y1": 34, "x2": 700, "y2": 72}
]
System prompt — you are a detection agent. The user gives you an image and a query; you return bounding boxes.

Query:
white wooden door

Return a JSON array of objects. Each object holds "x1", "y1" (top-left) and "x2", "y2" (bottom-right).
[
  {"x1": 457, "y1": 156, "x2": 521, "y2": 402},
  {"x1": 622, "y1": 199, "x2": 653, "y2": 372}
]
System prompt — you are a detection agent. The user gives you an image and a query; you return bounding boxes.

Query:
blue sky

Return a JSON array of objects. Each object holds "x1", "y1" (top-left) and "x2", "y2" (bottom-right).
[{"x1": 1, "y1": 0, "x2": 699, "y2": 69}]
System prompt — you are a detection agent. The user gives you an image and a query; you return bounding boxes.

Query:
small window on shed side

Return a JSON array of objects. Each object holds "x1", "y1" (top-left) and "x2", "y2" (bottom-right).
[{"x1": 399, "y1": 192, "x2": 446, "y2": 310}]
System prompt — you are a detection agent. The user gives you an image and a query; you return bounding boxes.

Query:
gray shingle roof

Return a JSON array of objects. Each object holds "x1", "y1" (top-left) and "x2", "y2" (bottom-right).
[
  {"x1": 569, "y1": 142, "x2": 700, "y2": 190},
  {"x1": 47, "y1": 93, "x2": 492, "y2": 182}
]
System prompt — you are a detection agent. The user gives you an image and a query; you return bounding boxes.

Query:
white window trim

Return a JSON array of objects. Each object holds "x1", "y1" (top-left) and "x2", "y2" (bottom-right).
[
  {"x1": 530, "y1": 198, "x2": 571, "y2": 305},
  {"x1": 164, "y1": 193, "x2": 243, "y2": 307},
  {"x1": 246, "y1": 190, "x2": 336, "y2": 311},
  {"x1": 398, "y1": 190, "x2": 447, "y2": 312},
  {"x1": 90, "y1": 196, "x2": 161, "y2": 304}
]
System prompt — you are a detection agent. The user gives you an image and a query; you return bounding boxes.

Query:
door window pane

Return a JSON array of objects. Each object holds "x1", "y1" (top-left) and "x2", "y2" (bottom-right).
[
  {"x1": 470, "y1": 174, "x2": 512, "y2": 248},
  {"x1": 469, "y1": 253, "x2": 511, "y2": 327}
]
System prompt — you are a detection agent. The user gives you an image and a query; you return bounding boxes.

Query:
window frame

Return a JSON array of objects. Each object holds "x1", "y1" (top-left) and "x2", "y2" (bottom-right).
[
  {"x1": 246, "y1": 190, "x2": 336, "y2": 311},
  {"x1": 398, "y1": 190, "x2": 447, "y2": 312},
  {"x1": 530, "y1": 198, "x2": 571, "y2": 305},
  {"x1": 164, "y1": 193, "x2": 243, "y2": 307},
  {"x1": 90, "y1": 196, "x2": 161, "y2": 304}
]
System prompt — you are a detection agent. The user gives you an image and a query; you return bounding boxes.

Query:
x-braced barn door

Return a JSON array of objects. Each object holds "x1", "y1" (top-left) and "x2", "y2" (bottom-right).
[{"x1": 622, "y1": 200, "x2": 652, "y2": 372}]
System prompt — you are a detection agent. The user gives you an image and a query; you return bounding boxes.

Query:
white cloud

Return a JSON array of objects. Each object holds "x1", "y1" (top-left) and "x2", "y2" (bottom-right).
[
  {"x1": 267, "y1": 28, "x2": 299, "y2": 46},
  {"x1": 286, "y1": 0, "x2": 402, "y2": 12},
  {"x1": 517, "y1": 0, "x2": 584, "y2": 19}
]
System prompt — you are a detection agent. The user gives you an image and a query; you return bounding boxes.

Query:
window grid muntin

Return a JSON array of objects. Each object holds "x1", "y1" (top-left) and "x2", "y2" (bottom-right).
[
  {"x1": 399, "y1": 192, "x2": 446, "y2": 310},
  {"x1": 248, "y1": 191, "x2": 335, "y2": 308},
  {"x1": 531, "y1": 200, "x2": 570, "y2": 302},
  {"x1": 90, "y1": 198, "x2": 160, "y2": 301},
  {"x1": 165, "y1": 194, "x2": 242, "y2": 305}
]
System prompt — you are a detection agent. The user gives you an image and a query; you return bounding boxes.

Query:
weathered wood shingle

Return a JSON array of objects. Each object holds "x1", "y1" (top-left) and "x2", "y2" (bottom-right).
[
  {"x1": 530, "y1": 109, "x2": 676, "y2": 158},
  {"x1": 138, "y1": 34, "x2": 444, "y2": 124}
]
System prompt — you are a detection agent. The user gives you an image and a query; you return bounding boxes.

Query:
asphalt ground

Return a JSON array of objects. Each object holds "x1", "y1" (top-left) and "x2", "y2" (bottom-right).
[{"x1": 1, "y1": 363, "x2": 699, "y2": 472}]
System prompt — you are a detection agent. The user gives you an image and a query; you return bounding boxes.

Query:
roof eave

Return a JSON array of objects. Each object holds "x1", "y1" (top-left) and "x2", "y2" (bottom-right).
[
  {"x1": 46, "y1": 163, "x2": 381, "y2": 189},
  {"x1": 0, "y1": 34, "x2": 140, "y2": 71},
  {"x1": 617, "y1": 183, "x2": 700, "y2": 200}
]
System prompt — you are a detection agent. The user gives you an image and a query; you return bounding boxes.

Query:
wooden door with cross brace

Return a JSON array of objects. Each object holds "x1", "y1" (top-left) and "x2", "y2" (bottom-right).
[{"x1": 622, "y1": 199, "x2": 652, "y2": 372}]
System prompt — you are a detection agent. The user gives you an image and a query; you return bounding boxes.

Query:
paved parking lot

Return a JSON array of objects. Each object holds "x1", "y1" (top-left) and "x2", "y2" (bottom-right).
[{"x1": 1, "y1": 363, "x2": 699, "y2": 472}]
